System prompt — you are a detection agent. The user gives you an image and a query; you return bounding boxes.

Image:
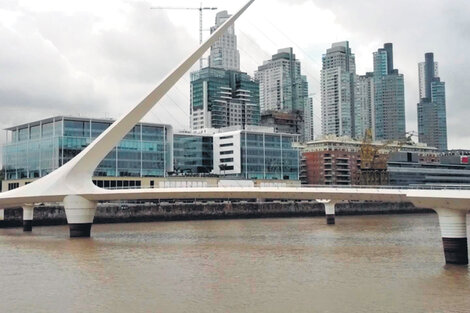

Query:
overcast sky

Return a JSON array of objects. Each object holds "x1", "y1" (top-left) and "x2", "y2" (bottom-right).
[{"x1": 1, "y1": 0, "x2": 469, "y2": 151}]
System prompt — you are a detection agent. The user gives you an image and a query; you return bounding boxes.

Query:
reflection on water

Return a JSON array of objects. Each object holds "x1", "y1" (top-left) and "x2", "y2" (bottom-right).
[{"x1": 0, "y1": 214, "x2": 469, "y2": 313}]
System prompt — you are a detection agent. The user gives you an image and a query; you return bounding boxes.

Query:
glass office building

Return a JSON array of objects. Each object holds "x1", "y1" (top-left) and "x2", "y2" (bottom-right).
[
  {"x1": 173, "y1": 133, "x2": 213, "y2": 174},
  {"x1": 2, "y1": 116, "x2": 173, "y2": 181},
  {"x1": 213, "y1": 126, "x2": 300, "y2": 180},
  {"x1": 241, "y1": 132, "x2": 299, "y2": 180}
]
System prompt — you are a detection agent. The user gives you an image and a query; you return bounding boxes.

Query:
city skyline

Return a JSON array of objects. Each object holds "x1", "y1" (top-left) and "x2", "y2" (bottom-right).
[{"x1": 0, "y1": 0, "x2": 469, "y2": 150}]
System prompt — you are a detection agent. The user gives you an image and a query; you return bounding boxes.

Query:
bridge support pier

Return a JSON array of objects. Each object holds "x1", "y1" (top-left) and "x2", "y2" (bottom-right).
[
  {"x1": 316, "y1": 200, "x2": 337, "y2": 225},
  {"x1": 435, "y1": 208, "x2": 468, "y2": 265},
  {"x1": 64, "y1": 195, "x2": 97, "y2": 238},
  {"x1": 0, "y1": 209, "x2": 4, "y2": 221},
  {"x1": 22, "y1": 204, "x2": 34, "y2": 232},
  {"x1": 324, "y1": 202, "x2": 336, "y2": 225}
]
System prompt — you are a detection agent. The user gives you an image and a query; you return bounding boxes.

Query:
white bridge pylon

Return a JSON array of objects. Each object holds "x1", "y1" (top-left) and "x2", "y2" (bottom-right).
[
  {"x1": 0, "y1": 0, "x2": 255, "y2": 235},
  {"x1": 0, "y1": 0, "x2": 469, "y2": 266}
]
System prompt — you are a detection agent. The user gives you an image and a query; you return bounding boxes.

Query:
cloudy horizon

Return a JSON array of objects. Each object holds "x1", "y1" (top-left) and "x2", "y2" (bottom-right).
[{"x1": 1, "y1": 0, "x2": 469, "y2": 154}]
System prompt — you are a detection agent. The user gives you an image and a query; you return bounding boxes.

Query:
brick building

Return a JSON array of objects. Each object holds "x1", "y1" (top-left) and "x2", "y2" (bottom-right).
[{"x1": 300, "y1": 136, "x2": 436, "y2": 185}]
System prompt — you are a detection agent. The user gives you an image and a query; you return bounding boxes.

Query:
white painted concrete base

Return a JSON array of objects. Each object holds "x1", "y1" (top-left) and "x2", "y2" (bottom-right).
[
  {"x1": 63, "y1": 195, "x2": 97, "y2": 224},
  {"x1": 23, "y1": 204, "x2": 34, "y2": 221},
  {"x1": 324, "y1": 202, "x2": 336, "y2": 216},
  {"x1": 434, "y1": 208, "x2": 469, "y2": 265},
  {"x1": 435, "y1": 208, "x2": 468, "y2": 238}
]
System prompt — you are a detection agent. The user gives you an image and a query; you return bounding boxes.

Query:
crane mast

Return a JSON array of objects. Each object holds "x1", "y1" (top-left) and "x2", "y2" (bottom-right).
[{"x1": 150, "y1": 4, "x2": 217, "y2": 69}]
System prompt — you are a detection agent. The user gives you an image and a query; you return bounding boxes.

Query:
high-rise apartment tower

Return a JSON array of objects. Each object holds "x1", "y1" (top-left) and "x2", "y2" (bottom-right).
[
  {"x1": 417, "y1": 53, "x2": 448, "y2": 150},
  {"x1": 373, "y1": 43, "x2": 406, "y2": 141},
  {"x1": 208, "y1": 11, "x2": 240, "y2": 71},
  {"x1": 321, "y1": 41, "x2": 356, "y2": 138}
]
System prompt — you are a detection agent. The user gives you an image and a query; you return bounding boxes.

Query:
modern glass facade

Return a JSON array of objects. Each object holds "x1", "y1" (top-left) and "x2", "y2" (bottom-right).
[
  {"x1": 240, "y1": 132, "x2": 299, "y2": 180},
  {"x1": 417, "y1": 53, "x2": 448, "y2": 151},
  {"x1": 213, "y1": 126, "x2": 299, "y2": 180},
  {"x1": 173, "y1": 133, "x2": 213, "y2": 174},
  {"x1": 373, "y1": 43, "x2": 406, "y2": 141},
  {"x1": 2, "y1": 117, "x2": 173, "y2": 180},
  {"x1": 190, "y1": 67, "x2": 260, "y2": 130}
]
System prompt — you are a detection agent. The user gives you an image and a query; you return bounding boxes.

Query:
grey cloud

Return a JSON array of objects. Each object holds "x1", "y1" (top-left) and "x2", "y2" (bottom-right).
[{"x1": 0, "y1": 1, "x2": 195, "y2": 130}]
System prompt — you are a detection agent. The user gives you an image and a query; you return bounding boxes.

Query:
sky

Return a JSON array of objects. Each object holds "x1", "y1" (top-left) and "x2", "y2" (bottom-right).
[{"x1": 1, "y1": 0, "x2": 469, "y2": 153}]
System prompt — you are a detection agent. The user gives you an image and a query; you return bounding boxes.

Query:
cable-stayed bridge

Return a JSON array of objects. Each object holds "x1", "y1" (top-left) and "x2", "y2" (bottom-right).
[{"x1": 0, "y1": 0, "x2": 468, "y2": 265}]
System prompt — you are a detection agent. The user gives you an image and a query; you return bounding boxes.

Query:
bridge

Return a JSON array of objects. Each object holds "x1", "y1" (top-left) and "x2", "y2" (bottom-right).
[{"x1": 0, "y1": 0, "x2": 469, "y2": 265}]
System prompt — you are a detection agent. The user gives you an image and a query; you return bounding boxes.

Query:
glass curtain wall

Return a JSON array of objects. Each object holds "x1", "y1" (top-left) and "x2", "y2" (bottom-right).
[
  {"x1": 2, "y1": 117, "x2": 171, "y2": 180},
  {"x1": 241, "y1": 132, "x2": 299, "y2": 180}
]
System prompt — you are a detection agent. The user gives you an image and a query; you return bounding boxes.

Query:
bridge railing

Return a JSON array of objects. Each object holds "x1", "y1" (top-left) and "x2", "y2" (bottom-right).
[{"x1": 100, "y1": 184, "x2": 470, "y2": 191}]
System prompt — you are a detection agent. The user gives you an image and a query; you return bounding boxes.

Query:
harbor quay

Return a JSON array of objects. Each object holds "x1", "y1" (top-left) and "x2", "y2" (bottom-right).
[{"x1": 0, "y1": 201, "x2": 430, "y2": 228}]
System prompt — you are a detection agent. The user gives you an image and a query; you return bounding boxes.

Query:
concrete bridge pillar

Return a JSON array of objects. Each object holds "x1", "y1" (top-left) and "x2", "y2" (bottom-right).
[
  {"x1": 63, "y1": 195, "x2": 97, "y2": 238},
  {"x1": 0, "y1": 209, "x2": 4, "y2": 221},
  {"x1": 316, "y1": 200, "x2": 337, "y2": 225},
  {"x1": 435, "y1": 208, "x2": 468, "y2": 265},
  {"x1": 22, "y1": 204, "x2": 34, "y2": 232},
  {"x1": 324, "y1": 202, "x2": 336, "y2": 225}
]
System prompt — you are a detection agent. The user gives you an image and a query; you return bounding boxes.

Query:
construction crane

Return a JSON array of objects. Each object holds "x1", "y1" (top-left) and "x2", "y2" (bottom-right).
[
  {"x1": 150, "y1": 4, "x2": 217, "y2": 68},
  {"x1": 405, "y1": 130, "x2": 418, "y2": 144},
  {"x1": 359, "y1": 129, "x2": 420, "y2": 185}
]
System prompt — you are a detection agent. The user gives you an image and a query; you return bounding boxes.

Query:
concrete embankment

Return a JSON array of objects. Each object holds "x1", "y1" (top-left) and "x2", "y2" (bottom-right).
[{"x1": 0, "y1": 201, "x2": 433, "y2": 228}]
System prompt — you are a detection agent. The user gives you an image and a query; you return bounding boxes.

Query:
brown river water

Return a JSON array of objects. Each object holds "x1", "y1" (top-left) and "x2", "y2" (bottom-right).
[{"x1": 0, "y1": 214, "x2": 469, "y2": 313}]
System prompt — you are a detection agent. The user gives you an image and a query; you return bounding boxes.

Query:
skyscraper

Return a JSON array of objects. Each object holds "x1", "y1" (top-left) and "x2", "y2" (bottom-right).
[
  {"x1": 255, "y1": 48, "x2": 308, "y2": 113},
  {"x1": 208, "y1": 11, "x2": 240, "y2": 71},
  {"x1": 303, "y1": 98, "x2": 315, "y2": 142},
  {"x1": 354, "y1": 72, "x2": 375, "y2": 139},
  {"x1": 321, "y1": 41, "x2": 356, "y2": 138},
  {"x1": 190, "y1": 68, "x2": 259, "y2": 131},
  {"x1": 255, "y1": 48, "x2": 309, "y2": 140},
  {"x1": 417, "y1": 53, "x2": 448, "y2": 150},
  {"x1": 372, "y1": 43, "x2": 406, "y2": 141},
  {"x1": 191, "y1": 10, "x2": 259, "y2": 131}
]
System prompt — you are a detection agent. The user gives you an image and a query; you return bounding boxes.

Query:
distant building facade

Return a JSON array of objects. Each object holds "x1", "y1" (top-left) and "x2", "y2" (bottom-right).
[
  {"x1": 173, "y1": 133, "x2": 213, "y2": 174},
  {"x1": 255, "y1": 48, "x2": 309, "y2": 140},
  {"x1": 321, "y1": 41, "x2": 356, "y2": 138},
  {"x1": 260, "y1": 111, "x2": 302, "y2": 135},
  {"x1": 299, "y1": 136, "x2": 436, "y2": 185},
  {"x1": 372, "y1": 43, "x2": 406, "y2": 141},
  {"x1": 417, "y1": 53, "x2": 448, "y2": 150},
  {"x1": 213, "y1": 125, "x2": 300, "y2": 180},
  {"x1": 190, "y1": 68, "x2": 260, "y2": 131},
  {"x1": 208, "y1": 10, "x2": 240, "y2": 71},
  {"x1": 303, "y1": 97, "x2": 315, "y2": 142},
  {"x1": 354, "y1": 72, "x2": 375, "y2": 139},
  {"x1": 388, "y1": 150, "x2": 470, "y2": 186},
  {"x1": 2, "y1": 118, "x2": 302, "y2": 191},
  {"x1": 2, "y1": 116, "x2": 173, "y2": 189}
]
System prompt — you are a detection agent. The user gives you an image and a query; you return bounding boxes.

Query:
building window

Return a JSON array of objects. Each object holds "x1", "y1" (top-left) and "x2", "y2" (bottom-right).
[
  {"x1": 220, "y1": 158, "x2": 234, "y2": 163},
  {"x1": 8, "y1": 183, "x2": 20, "y2": 190},
  {"x1": 220, "y1": 143, "x2": 233, "y2": 147}
]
